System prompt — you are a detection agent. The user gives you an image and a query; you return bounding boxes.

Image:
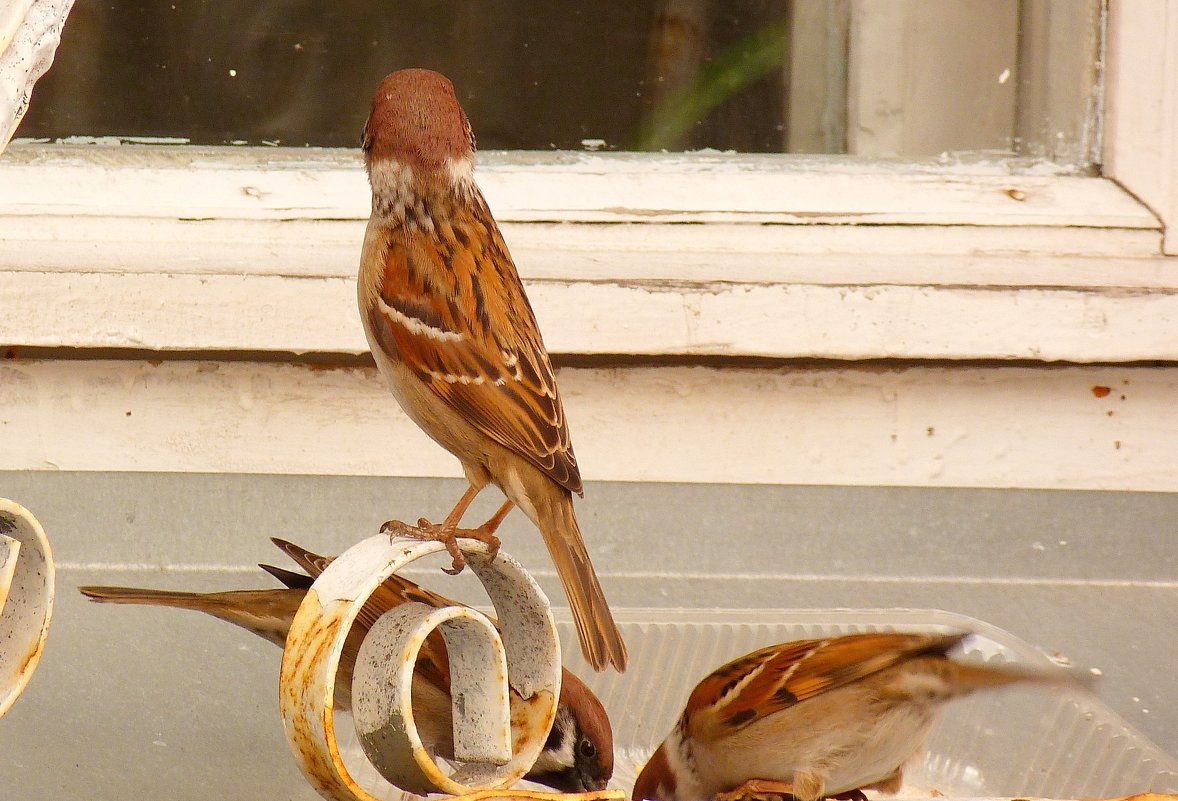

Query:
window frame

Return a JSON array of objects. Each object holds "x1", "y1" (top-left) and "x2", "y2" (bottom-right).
[
  {"x1": 1103, "y1": 0, "x2": 1178, "y2": 255},
  {"x1": 0, "y1": 0, "x2": 1175, "y2": 365}
]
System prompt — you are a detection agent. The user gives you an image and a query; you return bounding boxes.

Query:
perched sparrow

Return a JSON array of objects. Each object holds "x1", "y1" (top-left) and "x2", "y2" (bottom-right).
[
  {"x1": 632, "y1": 631, "x2": 1082, "y2": 801},
  {"x1": 78, "y1": 538, "x2": 614, "y2": 793},
  {"x1": 357, "y1": 67, "x2": 626, "y2": 672}
]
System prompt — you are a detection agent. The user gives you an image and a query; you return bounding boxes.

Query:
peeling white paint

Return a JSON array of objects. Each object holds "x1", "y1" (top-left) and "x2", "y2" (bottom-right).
[
  {"x1": 0, "y1": 359, "x2": 1174, "y2": 492},
  {"x1": 5, "y1": 270, "x2": 1178, "y2": 362}
]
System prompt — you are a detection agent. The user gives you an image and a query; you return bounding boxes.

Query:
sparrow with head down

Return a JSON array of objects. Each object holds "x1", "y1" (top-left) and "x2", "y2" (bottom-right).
[
  {"x1": 632, "y1": 631, "x2": 1083, "y2": 801},
  {"x1": 79, "y1": 537, "x2": 613, "y2": 793}
]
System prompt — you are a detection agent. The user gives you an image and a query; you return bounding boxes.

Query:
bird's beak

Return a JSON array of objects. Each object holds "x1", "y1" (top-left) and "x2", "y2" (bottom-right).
[{"x1": 528, "y1": 768, "x2": 607, "y2": 794}]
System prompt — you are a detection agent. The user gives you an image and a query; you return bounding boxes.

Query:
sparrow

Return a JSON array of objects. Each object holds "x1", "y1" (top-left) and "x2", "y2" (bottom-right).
[
  {"x1": 631, "y1": 631, "x2": 1084, "y2": 801},
  {"x1": 357, "y1": 67, "x2": 626, "y2": 672},
  {"x1": 78, "y1": 538, "x2": 614, "y2": 793}
]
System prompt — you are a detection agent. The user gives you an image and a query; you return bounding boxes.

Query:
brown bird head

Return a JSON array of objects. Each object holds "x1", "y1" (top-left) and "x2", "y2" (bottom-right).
[
  {"x1": 362, "y1": 69, "x2": 475, "y2": 184},
  {"x1": 527, "y1": 669, "x2": 615, "y2": 792}
]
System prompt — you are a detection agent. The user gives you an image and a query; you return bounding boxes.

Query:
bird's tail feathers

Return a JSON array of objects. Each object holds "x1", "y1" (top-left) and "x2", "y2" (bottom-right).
[
  {"x1": 79, "y1": 585, "x2": 220, "y2": 611},
  {"x1": 948, "y1": 659, "x2": 1095, "y2": 696},
  {"x1": 537, "y1": 498, "x2": 628, "y2": 672}
]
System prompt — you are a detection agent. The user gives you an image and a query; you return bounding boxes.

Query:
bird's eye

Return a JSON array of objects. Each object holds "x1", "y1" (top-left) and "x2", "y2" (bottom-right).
[{"x1": 577, "y1": 737, "x2": 596, "y2": 759}]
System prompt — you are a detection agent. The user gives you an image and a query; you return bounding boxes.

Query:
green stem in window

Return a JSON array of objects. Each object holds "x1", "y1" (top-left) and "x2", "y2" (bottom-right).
[{"x1": 633, "y1": 17, "x2": 788, "y2": 151}]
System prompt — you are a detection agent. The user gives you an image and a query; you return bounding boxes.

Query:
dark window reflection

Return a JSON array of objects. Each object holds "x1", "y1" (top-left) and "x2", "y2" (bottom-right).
[{"x1": 18, "y1": 0, "x2": 790, "y2": 151}]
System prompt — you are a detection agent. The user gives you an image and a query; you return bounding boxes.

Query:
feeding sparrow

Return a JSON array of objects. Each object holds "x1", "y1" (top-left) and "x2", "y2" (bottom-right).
[
  {"x1": 79, "y1": 538, "x2": 613, "y2": 793},
  {"x1": 632, "y1": 631, "x2": 1083, "y2": 801},
  {"x1": 358, "y1": 67, "x2": 626, "y2": 671}
]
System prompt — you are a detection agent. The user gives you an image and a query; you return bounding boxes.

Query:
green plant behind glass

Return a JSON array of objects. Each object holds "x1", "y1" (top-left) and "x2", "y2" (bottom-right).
[{"x1": 633, "y1": 17, "x2": 788, "y2": 151}]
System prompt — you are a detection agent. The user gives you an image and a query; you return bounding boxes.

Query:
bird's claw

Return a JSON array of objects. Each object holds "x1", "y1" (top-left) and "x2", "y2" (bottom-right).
[
  {"x1": 470, "y1": 526, "x2": 502, "y2": 563},
  {"x1": 378, "y1": 517, "x2": 502, "y2": 575},
  {"x1": 380, "y1": 518, "x2": 423, "y2": 540}
]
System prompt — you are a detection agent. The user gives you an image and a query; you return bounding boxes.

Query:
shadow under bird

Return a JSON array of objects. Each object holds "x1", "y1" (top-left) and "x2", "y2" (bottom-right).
[
  {"x1": 356, "y1": 67, "x2": 627, "y2": 672},
  {"x1": 631, "y1": 630, "x2": 1089, "y2": 801},
  {"x1": 78, "y1": 537, "x2": 613, "y2": 794}
]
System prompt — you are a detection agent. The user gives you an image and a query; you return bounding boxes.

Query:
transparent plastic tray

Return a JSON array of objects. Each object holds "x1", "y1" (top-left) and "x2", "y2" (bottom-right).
[{"x1": 546, "y1": 608, "x2": 1178, "y2": 799}]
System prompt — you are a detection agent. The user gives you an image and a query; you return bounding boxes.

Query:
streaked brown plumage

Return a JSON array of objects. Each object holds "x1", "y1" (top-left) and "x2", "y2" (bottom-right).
[
  {"x1": 357, "y1": 68, "x2": 626, "y2": 671},
  {"x1": 632, "y1": 631, "x2": 1084, "y2": 801},
  {"x1": 79, "y1": 538, "x2": 613, "y2": 793}
]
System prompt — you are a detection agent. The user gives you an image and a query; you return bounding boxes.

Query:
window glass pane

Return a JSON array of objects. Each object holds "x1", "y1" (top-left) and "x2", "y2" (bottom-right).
[{"x1": 16, "y1": 0, "x2": 1100, "y2": 164}]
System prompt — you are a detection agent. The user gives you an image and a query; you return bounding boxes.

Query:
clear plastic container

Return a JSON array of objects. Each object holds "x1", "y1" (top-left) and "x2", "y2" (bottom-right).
[{"x1": 548, "y1": 608, "x2": 1178, "y2": 799}]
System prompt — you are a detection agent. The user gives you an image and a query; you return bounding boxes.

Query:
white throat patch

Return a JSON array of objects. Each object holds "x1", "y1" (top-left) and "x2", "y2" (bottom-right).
[{"x1": 528, "y1": 704, "x2": 577, "y2": 775}]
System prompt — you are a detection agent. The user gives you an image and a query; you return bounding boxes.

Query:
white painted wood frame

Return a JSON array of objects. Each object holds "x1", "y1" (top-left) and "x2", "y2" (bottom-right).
[
  {"x1": 1104, "y1": 0, "x2": 1178, "y2": 255},
  {"x1": 1, "y1": 359, "x2": 1172, "y2": 492},
  {"x1": 0, "y1": 147, "x2": 1169, "y2": 361}
]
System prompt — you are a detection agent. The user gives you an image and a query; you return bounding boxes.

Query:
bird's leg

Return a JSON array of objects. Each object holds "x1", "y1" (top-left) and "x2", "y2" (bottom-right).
[
  {"x1": 380, "y1": 488, "x2": 511, "y2": 574},
  {"x1": 468, "y1": 499, "x2": 513, "y2": 562},
  {"x1": 715, "y1": 779, "x2": 799, "y2": 801},
  {"x1": 381, "y1": 485, "x2": 482, "y2": 574}
]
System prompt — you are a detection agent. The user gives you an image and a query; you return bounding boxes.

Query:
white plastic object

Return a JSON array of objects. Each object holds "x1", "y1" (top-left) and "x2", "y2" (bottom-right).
[
  {"x1": 279, "y1": 535, "x2": 563, "y2": 801},
  {"x1": 0, "y1": 498, "x2": 55, "y2": 717},
  {"x1": 0, "y1": 0, "x2": 74, "y2": 153},
  {"x1": 554, "y1": 608, "x2": 1178, "y2": 799}
]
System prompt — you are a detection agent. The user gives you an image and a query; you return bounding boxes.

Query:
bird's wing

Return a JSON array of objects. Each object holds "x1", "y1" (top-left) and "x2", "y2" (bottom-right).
[
  {"x1": 365, "y1": 206, "x2": 581, "y2": 495},
  {"x1": 685, "y1": 632, "x2": 967, "y2": 740},
  {"x1": 270, "y1": 537, "x2": 457, "y2": 609},
  {"x1": 271, "y1": 538, "x2": 455, "y2": 688},
  {"x1": 259, "y1": 563, "x2": 313, "y2": 589}
]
